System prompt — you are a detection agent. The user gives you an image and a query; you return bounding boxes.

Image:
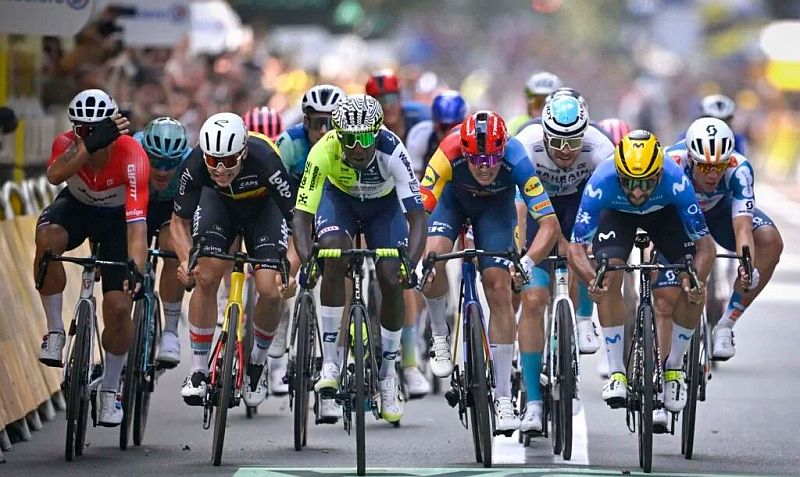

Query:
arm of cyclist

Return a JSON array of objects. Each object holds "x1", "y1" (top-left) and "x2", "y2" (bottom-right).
[
  {"x1": 119, "y1": 137, "x2": 150, "y2": 297},
  {"x1": 729, "y1": 161, "x2": 758, "y2": 288},
  {"x1": 732, "y1": 215, "x2": 758, "y2": 288},
  {"x1": 567, "y1": 174, "x2": 608, "y2": 301},
  {"x1": 171, "y1": 157, "x2": 203, "y2": 285},
  {"x1": 390, "y1": 141, "x2": 427, "y2": 265},
  {"x1": 263, "y1": 141, "x2": 297, "y2": 223},
  {"x1": 670, "y1": 171, "x2": 714, "y2": 301},
  {"x1": 46, "y1": 114, "x2": 129, "y2": 184}
]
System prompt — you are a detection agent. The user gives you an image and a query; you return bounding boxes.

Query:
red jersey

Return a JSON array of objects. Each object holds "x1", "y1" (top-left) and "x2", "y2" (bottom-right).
[{"x1": 48, "y1": 132, "x2": 150, "y2": 223}]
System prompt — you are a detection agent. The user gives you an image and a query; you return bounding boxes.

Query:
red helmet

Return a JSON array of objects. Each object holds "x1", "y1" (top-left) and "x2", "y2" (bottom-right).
[
  {"x1": 365, "y1": 70, "x2": 401, "y2": 97},
  {"x1": 460, "y1": 111, "x2": 507, "y2": 160},
  {"x1": 243, "y1": 106, "x2": 284, "y2": 140},
  {"x1": 598, "y1": 118, "x2": 632, "y2": 146}
]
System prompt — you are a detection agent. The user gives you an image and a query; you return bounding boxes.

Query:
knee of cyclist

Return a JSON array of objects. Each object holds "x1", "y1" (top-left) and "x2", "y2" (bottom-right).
[
  {"x1": 521, "y1": 290, "x2": 548, "y2": 316},
  {"x1": 484, "y1": 279, "x2": 511, "y2": 305},
  {"x1": 194, "y1": 266, "x2": 224, "y2": 291},
  {"x1": 377, "y1": 264, "x2": 401, "y2": 287},
  {"x1": 35, "y1": 225, "x2": 67, "y2": 253},
  {"x1": 256, "y1": 278, "x2": 281, "y2": 300},
  {"x1": 653, "y1": 294, "x2": 676, "y2": 317},
  {"x1": 761, "y1": 230, "x2": 784, "y2": 267},
  {"x1": 104, "y1": 298, "x2": 133, "y2": 323}
]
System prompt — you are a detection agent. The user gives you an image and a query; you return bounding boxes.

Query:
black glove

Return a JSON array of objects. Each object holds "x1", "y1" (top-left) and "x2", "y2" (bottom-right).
[
  {"x1": 84, "y1": 117, "x2": 120, "y2": 153},
  {"x1": 128, "y1": 261, "x2": 146, "y2": 300}
]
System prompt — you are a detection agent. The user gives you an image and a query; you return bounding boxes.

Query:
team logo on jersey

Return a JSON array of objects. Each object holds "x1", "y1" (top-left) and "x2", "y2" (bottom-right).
[
  {"x1": 598, "y1": 230, "x2": 616, "y2": 242},
  {"x1": 586, "y1": 183, "x2": 603, "y2": 199},
  {"x1": 533, "y1": 200, "x2": 552, "y2": 212},
  {"x1": 672, "y1": 175, "x2": 691, "y2": 195},
  {"x1": 523, "y1": 176, "x2": 544, "y2": 197}
]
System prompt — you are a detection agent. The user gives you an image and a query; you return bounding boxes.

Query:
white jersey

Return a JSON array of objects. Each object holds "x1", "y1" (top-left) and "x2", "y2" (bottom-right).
[
  {"x1": 515, "y1": 123, "x2": 615, "y2": 197},
  {"x1": 405, "y1": 119, "x2": 436, "y2": 175}
]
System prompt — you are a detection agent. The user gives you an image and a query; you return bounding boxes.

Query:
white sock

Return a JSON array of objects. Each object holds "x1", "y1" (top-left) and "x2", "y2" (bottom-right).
[
  {"x1": 250, "y1": 324, "x2": 274, "y2": 366},
  {"x1": 189, "y1": 325, "x2": 215, "y2": 373},
  {"x1": 41, "y1": 293, "x2": 64, "y2": 332},
  {"x1": 577, "y1": 314, "x2": 592, "y2": 322},
  {"x1": 666, "y1": 323, "x2": 695, "y2": 369},
  {"x1": 602, "y1": 325, "x2": 626, "y2": 375},
  {"x1": 379, "y1": 327, "x2": 402, "y2": 379},
  {"x1": 491, "y1": 343, "x2": 514, "y2": 399},
  {"x1": 423, "y1": 295, "x2": 449, "y2": 336},
  {"x1": 321, "y1": 306, "x2": 344, "y2": 364},
  {"x1": 102, "y1": 352, "x2": 126, "y2": 391},
  {"x1": 163, "y1": 301, "x2": 182, "y2": 336}
]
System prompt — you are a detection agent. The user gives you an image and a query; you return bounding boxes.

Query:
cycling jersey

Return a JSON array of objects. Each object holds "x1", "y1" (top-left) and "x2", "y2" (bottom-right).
[
  {"x1": 515, "y1": 123, "x2": 615, "y2": 197},
  {"x1": 48, "y1": 131, "x2": 149, "y2": 223},
  {"x1": 420, "y1": 132, "x2": 555, "y2": 222},
  {"x1": 132, "y1": 131, "x2": 191, "y2": 202},
  {"x1": 174, "y1": 132, "x2": 295, "y2": 222},
  {"x1": 571, "y1": 158, "x2": 709, "y2": 245},
  {"x1": 665, "y1": 140, "x2": 755, "y2": 218},
  {"x1": 275, "y1": 123, "x2": 311, "y2": 183},
  {"x1": 507, "y1": 114, "x2": 533, "y2": 136},
  {"x1": 401, "y1": 101, "x2": 431, "y2": 140},
  {"x1": 295, "y1": 128, "x2": 422, "y2": 215},
  {"x1": 405, "y1": 120, "x2": 440, "y2": 175}
]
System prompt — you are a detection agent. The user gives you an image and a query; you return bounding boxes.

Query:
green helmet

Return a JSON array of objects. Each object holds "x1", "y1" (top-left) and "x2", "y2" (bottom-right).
[{"x1": 142, "y1": 117, "x2": 188, "y2": 166}]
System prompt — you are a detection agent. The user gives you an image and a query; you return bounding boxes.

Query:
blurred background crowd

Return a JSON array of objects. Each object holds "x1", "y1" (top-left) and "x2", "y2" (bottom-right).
[{"x1": 0, "y1": 0, "x2": 798, "y2": 184}]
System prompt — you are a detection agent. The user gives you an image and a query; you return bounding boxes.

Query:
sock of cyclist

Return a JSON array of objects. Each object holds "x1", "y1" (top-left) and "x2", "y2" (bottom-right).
[
  {"x1": 576, "y1": 282, "x2": 594, "y2": 324},
  {"x1": 41, "y1": 294, "x2": 65, "y2": 333},
  {"x1": 603, "y1": 324, "x2": 626, "y2": 376},
  {"x1": 163, "y1": 301, "x2": 181, "y2": 336},
  {"x1": 491, "y1": 343, "x2": 514, "y2": 400},
  {"x1": 380, "y1": 327, "x2": 402, "y2": 379},
  {"x1": 520, "y1": 351, "x2": 543, "y2": 432},
  {"x1": 251, "y1": 325, "x2": 274, "y2": 366},
  {"x1": 422, "y1": 294, "x2": 452, "y2": 377},
  {"x1": 189, "y1": 324, "x2": 215, "y2": 378},
  {"x1": 717, "y1": 291, "x2": 745, "y2": 329}
]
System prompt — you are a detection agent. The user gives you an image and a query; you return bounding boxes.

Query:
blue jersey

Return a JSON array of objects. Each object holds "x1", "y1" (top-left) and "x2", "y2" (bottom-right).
[
  {"x1": 402, "y1": 101, "x2": 431, "y2": 140},
  {"x1": 275, "y1": 123, "x2": 311, "y2": 183},
  {"x1": 665, "y1": 140, "x2": 756, "y2": 218},
  {"x1": 571, "y1": 158, "x2": 709, "y2": 245},
  {"x1": 133, "y1": 131, "x2": 190, "y2": 201}
]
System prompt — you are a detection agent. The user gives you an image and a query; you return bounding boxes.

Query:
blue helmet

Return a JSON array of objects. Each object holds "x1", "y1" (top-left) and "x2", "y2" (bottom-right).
[
  {"x1": 432, "y1": 90, "x2": 467, "y2": 125},
  {"x1": 142, "y1": 117, "x2": 188, "y2": 169}
]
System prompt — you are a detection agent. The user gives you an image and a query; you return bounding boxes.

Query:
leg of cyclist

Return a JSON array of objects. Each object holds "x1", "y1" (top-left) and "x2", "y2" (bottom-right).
[
  {"x1": 518, "y1": 282, "x2": 548, "y2": 433},
  {"x1": 652, "y1": 275, "x2": 680, "y2": 431},
  {"x1": 401, "y1": 290, "x2": 430, "y2": 398},
  {"x1": 156, "y1": 223, "x2": 185, "y2": 367}
]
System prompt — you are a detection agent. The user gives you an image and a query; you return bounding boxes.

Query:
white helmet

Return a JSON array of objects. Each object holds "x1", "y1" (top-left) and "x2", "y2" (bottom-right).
[
  {"x1": 685, "y1": 117, "x2": 735, "y2": 164},
  {"x1": 68, "y1": 89, "x2": 118, "y2": 124},
  {"x1": 332, "y1": 94, "x2": 384, "y2": 134},
  {"x1": 700, "y1": 94, "x2": 736, "y2": 120},
  {"x1": 199, "y1": 112, "x2": 248, "y2": 158},
  {"x1": 302, "y1": 84, "x2": 345, "y2": 114},
  {"x1": 525, "y1": 71, "x2": 562, "y2": 96},
  {"x1": 542, "y1": 95, "x2": 588, "y2": 138}
]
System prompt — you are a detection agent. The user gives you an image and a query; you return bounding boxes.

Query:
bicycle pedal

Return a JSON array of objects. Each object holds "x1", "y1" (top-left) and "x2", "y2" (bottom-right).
[
  {"x1": 493, "y1": 429, "x2": 515, "y2": 437},
  {"x1": 318, "y1": 388, "x2": 337, "y2": 400},
  {"x1": 523, "y1": 429, "x2": 543, "y2": 438},
  {"x1": 653, "y1": 423, "x2": 669, "y2": 434},
  {"x1": 155, "y1": 360, "x2": 178, "y2": 370},
  {"x1": 710, "y1": 355, "x2": 731, "y2": 362},
  {"x1": 605, "y1": 397, "x2": 626, "y2": 409}
]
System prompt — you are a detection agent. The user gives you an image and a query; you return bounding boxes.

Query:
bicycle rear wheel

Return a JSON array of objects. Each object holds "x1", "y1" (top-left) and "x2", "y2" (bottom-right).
[
  {"x1": 293, "y1": 293, "x2": 314, "y2": 451},
  {"x1": 466, "y1": 303, "x2": 492, "y2": 468},
  {"x1": 244, "y1": 278, "x2": 257, "y2": 419},
  {"x1": 212, "y1": 305, "x2": 239, "y2": 466},
  {"x1": 681, "y1": 320, "x2": 702, "y2": 459},
  {"x1": 638, "y1": 305, "x2": 655, "y2": 473},
  {"x1": 557, "y1": 300, "x2": 574, "y2": 460},
  {"x1": 65, "y1": 302, "x2": 92, "y2": 461},
  {"x1": 134, "y1": 297, "x2": 160, "y2": 446},
  {"x1": 353, "y1": 306, "x2": 367, "y2": 476},
  {"x1": 121, "y1": 301, "x2": 145, "y2": 449}
]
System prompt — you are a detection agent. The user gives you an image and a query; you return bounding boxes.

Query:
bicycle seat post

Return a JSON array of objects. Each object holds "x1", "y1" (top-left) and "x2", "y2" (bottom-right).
[{"x1": 634, "y1": 232, "x2": 651, "y2": 263}]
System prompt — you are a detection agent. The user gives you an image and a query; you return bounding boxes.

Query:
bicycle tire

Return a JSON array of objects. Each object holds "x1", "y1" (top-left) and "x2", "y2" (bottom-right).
[
  {"x1": 244, "y1": 278, "x2": 256, "y2": 419},
  {"x1": 466, "y1": 303, "x2": 492, "y2": 468},
  {"x1": 557, "y1": 300, "x2": 574, "y2": 460},
  {"x1": 212, "y1": 305, "x2": 239, "y2": 466},
  {"x1": 549, "y1": 309, "x2": 562, "y2": 456},
  {"x1": 121, "y1": 301, "x2": 145, "y2": 449},
  {"x1": 75, "y1": 303, "x2": 94, "y2": 458},
  {"x1": 65, "y1": 301, "x2": 92, "y2": 461},
  {"x1": 639, "y1": 305, "x2": 655, "y2": 473},
  {"x1": 350, "y1": 305, "x2": 367, "y2": 476},
  {"x1": 293, "y1": 293, "x2": 313, "y2": 451},
  {"x1": 681, "y1": 321, "x2": 701, "y2": 459},
  {"x1": 134, "y1": 296, "x2": 160, "y2": 446}
]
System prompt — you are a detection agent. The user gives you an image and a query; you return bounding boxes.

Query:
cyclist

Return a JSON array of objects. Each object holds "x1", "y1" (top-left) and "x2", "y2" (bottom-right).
[
  {"x1": 292, "y1": 94, "x2": 427, "y2": 423},
  {"x1": 507, "y1": 71, "x2": 562, "y2": 135},
  {"x1": 244, "y1": 106, "x2": 284, "y2": 141},
  {"x1": 36, "y1": 89, "x2": 149, "y2": 427},
  {"x1": 568, "y1": 130, "x2": 715, "y2": 419},
  {"x1": 132, "y1": 117, "x2": 192, "y2": 368},
  {"x1": 172, "y1": 112, "x2": 296, "y2": 409},
  {"x1": 406, "y1": 90, "x2": 468, "y2": 177},
  {"x1": 655, "y1": 118, "x2": 782, "y2": 367},
  {"x1": 420, "y1": 110, "x2": 559, "y2": 433},
  {"x1": 597, "y1": 118, "x2": 632, "y2": 146},
  {"x1": 513, "y1": 95, "x2": 614, "y2": 431},
  {"x1": 365, "y1": 69, "x2": 430, "y2": 142},
  {"x1": 275, "y1": 84, "x2": 345, "y2": 419}
]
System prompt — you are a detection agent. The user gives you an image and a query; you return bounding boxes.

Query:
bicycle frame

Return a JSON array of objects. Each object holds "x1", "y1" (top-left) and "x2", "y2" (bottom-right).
[
  {"x1": 65, "y1": 265, "x2": 104, "y2": 404},
  {"x1": 546, "y1": 259, "x2": 581, "y2": 391}
]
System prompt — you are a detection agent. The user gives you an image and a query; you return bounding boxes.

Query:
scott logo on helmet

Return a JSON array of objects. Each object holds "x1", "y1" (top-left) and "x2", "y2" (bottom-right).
[{"x1": 706, "y1": 124, "x2": 717, "y2": 136}]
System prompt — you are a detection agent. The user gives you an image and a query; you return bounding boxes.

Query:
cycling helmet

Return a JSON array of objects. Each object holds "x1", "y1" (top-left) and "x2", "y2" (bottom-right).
[
  {"x1": 685, "y1": 117, "x2": 735, "y2": 164},
  {"x1": 614, "y1": 129, "x2": 663, "y2": 179},
  {"x1": 141, "y1": 117, "x2": 188, "y2": 161},
  {"x1": 460, "y1": 111, "x2": 507, "y2": 156},
  {"x1": 332, "y1": 94, "x2": 384, "y2": 134},
  {"x1": 199, "y1": 112, "x2": 248, "y2": 157},
  {"x1": 243, "y1": 106, "x2": 284, "y2": 140},
  {"x1": 542, "y1": 95, "x2": 588, "y2": 138},
  {"x1": 598, "y1": 118, "x2": 632, "y2": 146},
  {"x1": 700, "y1": 94, "x2": 736, "y2": 121},
  {"x1": 432, "y1": 90, "x2": 467, "y2": 125},
  {"x1": 547, "y1": 87, "x2": 588, "y2": 108},
  {"x1": 68, "y1": 89, "x2": 118, "y2": 124},
  {"x1": 525, "y1": 71, "x2": 562, "y2": 97},
  {"x1": 301, "y1": 84, "x2": 345, "y2": 114},
  {"x1": 365, "y1": 70, "x2": 400, "y2": 97}
]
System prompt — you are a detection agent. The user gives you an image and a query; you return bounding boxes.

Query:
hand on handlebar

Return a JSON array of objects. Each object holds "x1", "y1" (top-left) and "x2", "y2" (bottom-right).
[
  {"x1": 123, "y1": 260, "x2": 145, "y2": 300},
  {"x1": 587, "y1": 279, "x2": 609, "y2": 304},
  {"x1": 682, "y1": 276, "x2": 705, "y2": 305},
  {"x1": 177, "y1": 260, "x2": 195, "y2": 288},
  {"x1": 277, "y1": 272, "x2": 297, "y2": 299},
  {"x1": 738, "y1": 265, "x2": 759, "y2": 291}
]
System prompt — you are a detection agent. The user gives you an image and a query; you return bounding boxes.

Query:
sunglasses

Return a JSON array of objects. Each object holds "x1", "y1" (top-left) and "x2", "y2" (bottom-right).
[
  {"x1": 694, "y1": 161, "x2": 729, "y2": 174},
  {"x1": 307, "y1": 116, "x2": 332, "y2": 131},
  {"x1": 547, "y1": 135, "x2": 583, "y2": 151},
  {"x1": 465, "y1": 152, "x2": 502, "y2": 168},
  {"x1": 377, "y1": 93, "x2": 401, "y2": 106},
  {"x1": 337, "y1": 131, "x2": 378, "y2": 149},
  {"x1": 619, "y1": 173, "x2": 661, "y2": 192},
  {"x1": 204, "y1": 149, "x2": 245, "y2": 170},
  {"x1": 149, "y1": 154, "x2": 182, "y2": 171},
  {"x1": 72, "y1": 124, "x2": 96, "y2": 140}
]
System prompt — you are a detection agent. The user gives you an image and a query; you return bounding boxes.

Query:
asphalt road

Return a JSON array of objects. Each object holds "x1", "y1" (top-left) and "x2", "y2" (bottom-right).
[{"x1": 3, "y1": 182, "x2": 799, "y2": 477}]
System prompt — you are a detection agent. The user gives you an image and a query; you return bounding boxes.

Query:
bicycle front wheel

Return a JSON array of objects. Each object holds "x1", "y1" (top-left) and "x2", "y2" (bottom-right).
[
  {"x1": 293, "y1": 293, "x2": 314, "y2": 451},
  {"x1": 134, "y1": 296, "x2": 160, "y2": 446},
  {"x1": 638, "y1": 305, "x2": 655, "y2": 473},
  {"x1": 66, "y1": 301, "x2": 92, "y2": 461},
  {"x1": 353, "y1": 306, "x2": 367, "y2": 476},
  {"x1": 212, "y1": 305, "x2": 240, "y2": 466},
  {"x1": 121, "y1": 301, "x2": 146, "y2": 449},
  {"x1": 466, "y1": 303, "x2": 492, "y2": 468},
  {"x1": 681, "y1": 320, "x2": 702, "y2": 459},
  {"x1": 557, "y1": 300, "x2": 574, "y2": 461}
]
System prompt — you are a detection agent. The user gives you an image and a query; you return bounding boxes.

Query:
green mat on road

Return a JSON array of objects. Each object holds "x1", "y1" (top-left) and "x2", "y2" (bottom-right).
[{"x1": 234, "y1": 467, "x2": 775, "y2": 477}]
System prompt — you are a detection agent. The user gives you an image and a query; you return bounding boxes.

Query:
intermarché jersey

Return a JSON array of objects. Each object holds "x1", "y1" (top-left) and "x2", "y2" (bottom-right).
[
  {"x1": 514, "y1": 123, "x2": 615, "y2": 197},
  {"x1": 571, "y1": 158, "x2": 710, "y2": 245},
  {"x1": 420, "y1": 131, "x2": 556, "y2": 222},
  {"x1": 173, "y1": 132, "x2": 295, "y2": 221},
  {"x1": 294, "y1": 128, "x2": 423, "y2": 215},
  {"x1": 132, "y1": 131, "x2": 191, "y2": 201},
  {"x1": 48, "y1": 131, "x2": 150, "y2": 223},
  {"x1": 665, "y1": 140, "x2": 755, "y2": 218}
]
